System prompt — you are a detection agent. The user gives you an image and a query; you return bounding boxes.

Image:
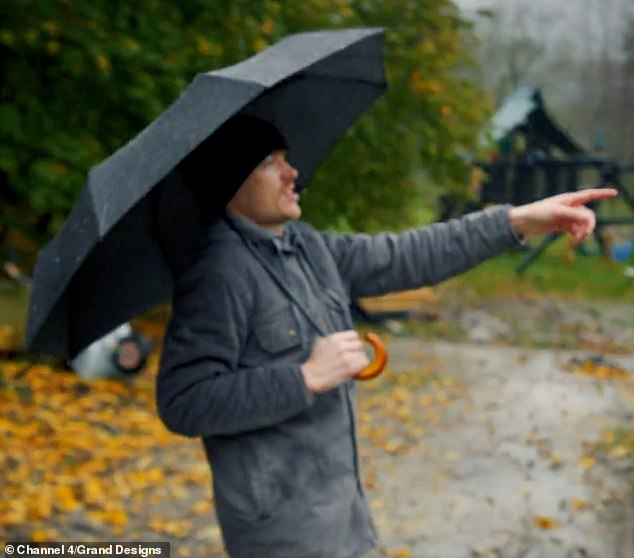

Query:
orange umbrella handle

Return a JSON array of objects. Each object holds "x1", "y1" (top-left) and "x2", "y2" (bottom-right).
[{"x1": 355, "y1": 332, "x2": 388, "y2": 381}]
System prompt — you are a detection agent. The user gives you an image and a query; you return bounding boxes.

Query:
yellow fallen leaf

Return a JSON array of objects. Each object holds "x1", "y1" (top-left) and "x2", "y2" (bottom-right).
[
  {"x1": 382, "y1": 438, "x2": 409, "y2": 455},
  {"x1": 30, "y1": 529, "x2": 58, "y2": 542},
  {"x1": 3, "y1": 361, "x2": 24, "y2": 375},
  {"x1": 0, "y1": 324, "x2": 18, "y2": 350},
  {"x1": 192, "y1": 499, "x2": 213, "y2": 514},
  {"x1": 364, "y1": 477, "x2": 378, "y2": 490},
  {"x1": 0, "y1": 416, "x2": 18, "y2": 433},
  {"x1": 388, "y1": 549, "x2": 413, "y2": 558},
  {"x1": 408, "y1": 426, "x2": 426, "y2": 438},
  {"x1": 370, "y1": 499, "x2": 385, "y2": 510},
  {"x1": 168, "y1": 483, "x2": 190, "y2": 500},
  {"x1": 88, "y1": 509, "x2": 128, "y2": 527},
  {"x1": 149, "y1": 518, "x2": 193, "y2": 538},
  {"x1": 571, "y1": 498, "x2": 592, "y2": 511},
  {"x1": 0, "y1": 505, "x2": 27, "y2": 525},
  {"x1": 54, "y1": 485, "x2": 81, "y2": 512},
  {"x1": 533, "y1": 516, "x2": 559, "y2": 529},
  {"x1": 27, "y1": 495, "x2": 53, "y2": 520},
  {"x1": 608, "y1": 445, "x2": 630, "y2": 459},
  {"x1": 395, "y1": 407, "x2": 412, "y2": 421},
  {"x1": 549, "y1": 451, "x2": 563, "y2": 467},
  {"x1": 578, "y1": 456, "x2": 596, "y2": 470},
  {"x1": 392, "y1": 387, "x2": 411, "y2": 404},
  {"x1": 573, "y1": 360, "x2": 629, "y2": 380}
]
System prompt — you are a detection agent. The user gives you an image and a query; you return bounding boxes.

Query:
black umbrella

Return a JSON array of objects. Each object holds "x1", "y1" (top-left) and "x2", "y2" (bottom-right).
[{"x1": 27, "y1": 27, "x2": 387, "y2": 359}]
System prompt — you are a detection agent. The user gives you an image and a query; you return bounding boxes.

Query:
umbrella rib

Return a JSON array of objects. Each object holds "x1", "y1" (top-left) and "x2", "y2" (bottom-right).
[{"x1": 294, "y1": 73, "x2": 385, "y2": 88}]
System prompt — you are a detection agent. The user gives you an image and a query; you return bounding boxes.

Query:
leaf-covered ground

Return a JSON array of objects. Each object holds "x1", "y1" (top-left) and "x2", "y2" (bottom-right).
[
  {"x1": 2, "y1": 309, "x2": 634, "y2": 557},
  {"x1": 0, "y1": 347, "x2": 225, "y2": 554}
]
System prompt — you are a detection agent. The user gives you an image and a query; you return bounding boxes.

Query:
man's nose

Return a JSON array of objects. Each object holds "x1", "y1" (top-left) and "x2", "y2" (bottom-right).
[{"x1": 283, "y1": 160, "x2": 299, "y2": 182}]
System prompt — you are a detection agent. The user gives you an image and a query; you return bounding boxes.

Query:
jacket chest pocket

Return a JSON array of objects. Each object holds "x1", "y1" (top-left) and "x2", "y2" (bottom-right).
[
  {"x1": 252, "y1": 307, "x2": 302, "y2": 356},
  {"x1": 321, "y1": 288, "x2": 353, "y2": 330}
]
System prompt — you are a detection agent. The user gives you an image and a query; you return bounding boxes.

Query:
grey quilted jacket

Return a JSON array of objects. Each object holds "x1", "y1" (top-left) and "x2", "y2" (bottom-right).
[{"x1": 156, "y1": 206, "x2": 519, "y2": 558}]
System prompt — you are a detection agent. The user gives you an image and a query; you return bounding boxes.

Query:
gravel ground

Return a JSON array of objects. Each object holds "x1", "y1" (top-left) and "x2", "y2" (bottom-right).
[{"x1": 363, "y1": 339, "x2": 634, "y2": 558}]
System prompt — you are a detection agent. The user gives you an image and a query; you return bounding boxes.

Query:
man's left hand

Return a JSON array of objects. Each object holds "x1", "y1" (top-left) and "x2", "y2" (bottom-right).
[{"x1": 508, "y1": 188, "x2": 618, "y2": 243}]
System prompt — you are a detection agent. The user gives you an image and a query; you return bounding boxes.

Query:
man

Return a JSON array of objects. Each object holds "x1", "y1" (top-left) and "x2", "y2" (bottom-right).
[{"x1": 156, "y1": 115, "x2": 616, "y2": 558}]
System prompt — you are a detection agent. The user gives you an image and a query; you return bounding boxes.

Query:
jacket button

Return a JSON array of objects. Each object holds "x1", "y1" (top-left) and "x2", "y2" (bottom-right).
[{"x1": 288, "y1": 328, "x2": 297, "y2": 337}]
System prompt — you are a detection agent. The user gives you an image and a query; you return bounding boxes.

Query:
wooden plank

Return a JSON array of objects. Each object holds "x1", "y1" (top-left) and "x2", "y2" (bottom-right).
[{"x1": 359, "y1": 287, "x2": 438, "y2": 313}]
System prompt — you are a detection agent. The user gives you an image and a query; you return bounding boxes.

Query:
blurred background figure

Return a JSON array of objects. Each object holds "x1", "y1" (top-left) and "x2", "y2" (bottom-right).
[
  {"x1": 68, "y1": 323, "x2": 150, "y2": 380},
  {"x1": 1, "y1": 262, "x2": 151, "y2": 378}
]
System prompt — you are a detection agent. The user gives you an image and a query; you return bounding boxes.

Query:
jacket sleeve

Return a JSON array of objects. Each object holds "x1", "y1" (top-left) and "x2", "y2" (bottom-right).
[
  {"x1": 156, "y1": 266, "x2": 314, "y2": 438},
  {"x1": 321, "y1": 205, "x2": 521, "y2": 299}
]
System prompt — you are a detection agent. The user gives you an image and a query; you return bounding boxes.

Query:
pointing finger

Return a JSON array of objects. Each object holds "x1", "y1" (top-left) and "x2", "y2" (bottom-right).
[{"x1": 564, "y1": 188, "x2": 618, "y2": 206}]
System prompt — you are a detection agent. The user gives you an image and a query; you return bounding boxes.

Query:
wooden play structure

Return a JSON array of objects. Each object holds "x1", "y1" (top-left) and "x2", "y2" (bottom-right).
[{"x1": 443, "y1": 87, "x2": 634, "y2": 272}]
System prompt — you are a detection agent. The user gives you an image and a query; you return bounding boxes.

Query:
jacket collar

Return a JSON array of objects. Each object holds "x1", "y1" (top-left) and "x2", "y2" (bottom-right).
[
  {"x1": 224, "y1": 211, "x2": 277, "y2": 243},
  {"x1": 223, "y1": 212, "x2": 302, "y2": 253}
]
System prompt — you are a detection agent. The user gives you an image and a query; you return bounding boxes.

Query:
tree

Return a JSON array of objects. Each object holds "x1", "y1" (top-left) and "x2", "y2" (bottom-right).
[{"x1": 0, "y1": 0, "x2": 490, "y2": 255}]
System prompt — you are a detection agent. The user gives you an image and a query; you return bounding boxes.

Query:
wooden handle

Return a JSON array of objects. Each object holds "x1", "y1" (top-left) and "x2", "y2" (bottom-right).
[{"x1": 354, "y1": 332, "x2": 388, "y2": 381}]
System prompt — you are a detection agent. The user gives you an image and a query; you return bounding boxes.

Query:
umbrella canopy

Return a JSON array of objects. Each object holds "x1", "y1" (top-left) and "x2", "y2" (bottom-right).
[{"x1": 27, "y1": 27, "x2": 387, "y2": 359}]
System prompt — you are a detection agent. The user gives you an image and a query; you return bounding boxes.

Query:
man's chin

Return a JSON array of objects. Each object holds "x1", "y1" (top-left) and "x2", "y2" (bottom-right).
[{"x1": 284, "y1": 204, "x2": 302, "y2": 221}]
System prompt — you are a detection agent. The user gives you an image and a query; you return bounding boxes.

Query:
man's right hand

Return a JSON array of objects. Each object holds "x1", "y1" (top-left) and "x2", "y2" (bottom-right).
[{"x1": 300, "y1": 330, "x2": 370, "y2": 394}]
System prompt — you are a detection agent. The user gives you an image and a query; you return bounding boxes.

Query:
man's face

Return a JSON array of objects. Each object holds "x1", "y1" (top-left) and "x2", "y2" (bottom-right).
[{"x1": 227, "y1": 150, "x2": 301, "y2": 233}]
